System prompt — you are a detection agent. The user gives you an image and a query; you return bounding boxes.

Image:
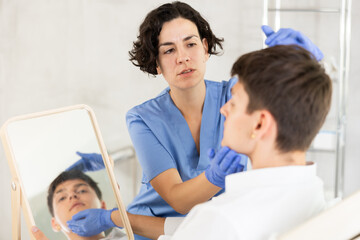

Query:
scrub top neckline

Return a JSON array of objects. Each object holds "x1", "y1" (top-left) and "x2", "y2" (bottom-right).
[{"x1": 165, "y1": 80, "x2": 220, "y2": 170}]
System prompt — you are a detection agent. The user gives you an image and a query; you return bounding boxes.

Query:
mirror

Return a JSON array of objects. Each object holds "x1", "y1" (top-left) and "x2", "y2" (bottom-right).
[{"x1": 0, "y1": 105, "x2": 133, "y2": 240}]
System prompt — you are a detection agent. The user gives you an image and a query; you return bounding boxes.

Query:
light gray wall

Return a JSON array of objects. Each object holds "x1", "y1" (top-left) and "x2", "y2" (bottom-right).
[{"x1": 0, "y1": 0, "x2": 359, "y2": 239}]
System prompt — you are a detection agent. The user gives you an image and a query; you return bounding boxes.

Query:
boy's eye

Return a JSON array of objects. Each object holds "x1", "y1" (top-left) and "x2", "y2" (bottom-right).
[
  {"x1": 77, "y1": 189, "x2": 88, "y2": 194},
  {"x1": 58, "y1": 196, "x2": 66, "y2": 202},
  {"x1": 187, "y1": 43, "x2": 196, "y2": 47},
  {"x1": 227, "y1": 99, "x2": 235, "y2": 107}
]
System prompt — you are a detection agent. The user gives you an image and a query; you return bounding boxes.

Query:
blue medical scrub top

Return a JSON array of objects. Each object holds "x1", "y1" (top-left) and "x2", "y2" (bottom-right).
[{"x1": 126, "y1": 78, "x2": 237, "y2": 240}]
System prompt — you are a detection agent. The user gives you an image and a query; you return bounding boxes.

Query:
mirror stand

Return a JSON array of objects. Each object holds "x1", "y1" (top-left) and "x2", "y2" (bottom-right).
[
  {"x1": 11, "y1": 179, "x2": 21, "y2": 240},
  {"x1": 2, "y1": 117, "x2": 36, "y2": 240},
  {"x1": 9, "y1": 178, "x2": 38, "y2": 240}
]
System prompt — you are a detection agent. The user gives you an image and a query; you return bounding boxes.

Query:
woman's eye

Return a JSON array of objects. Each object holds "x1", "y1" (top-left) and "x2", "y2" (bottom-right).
[{"x1": 164, "y1": 48, "x2": 174, "y2": 54}]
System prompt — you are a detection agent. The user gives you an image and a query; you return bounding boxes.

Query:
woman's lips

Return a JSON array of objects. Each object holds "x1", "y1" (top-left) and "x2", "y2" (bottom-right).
[
  {"x1": 178, "y1": 68, "x2": 195, "y2": 76},
  {"x1": 178, "y1": 68, "x2": 194, "y2": 75}
]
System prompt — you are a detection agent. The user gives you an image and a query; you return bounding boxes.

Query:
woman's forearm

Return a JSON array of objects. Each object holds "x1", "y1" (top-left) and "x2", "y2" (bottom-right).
[
  {"x1": 165, "y1": 172, "x2": 221, "y2": 214},
  {"x1": 151, "y1": 169, "x2": 221, "y2": 215},
  {"x1": 129, "y1": 213, "x2": 165, "y2": 239},
  {"x1": 111, "y1": 210, "x2": 165, "y2": 240}
]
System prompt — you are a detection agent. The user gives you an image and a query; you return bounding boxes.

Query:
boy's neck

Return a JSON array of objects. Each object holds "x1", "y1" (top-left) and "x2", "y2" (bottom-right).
[{"x1": 251, "y1": 142, "x2": 306, "y2": 169}]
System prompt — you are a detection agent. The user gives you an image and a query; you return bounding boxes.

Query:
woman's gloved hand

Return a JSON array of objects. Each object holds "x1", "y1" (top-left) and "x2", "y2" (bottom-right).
[
  {"x1": 67, "y1": 208, "x2": 117, "y2": 237},
  {"x1": 66, "y1": 152, "x2": 105, "y2": 172},
  {"x1": 262, "y1": 25, "x2": 324, "y2": 61},
  {"x1": 205, "y1": 146, "x2": 247, "y2": 188}
]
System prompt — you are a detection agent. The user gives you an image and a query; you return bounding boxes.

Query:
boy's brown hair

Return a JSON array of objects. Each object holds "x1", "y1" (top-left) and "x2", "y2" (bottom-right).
[{"x1": 231, "y1": 45, "x2": 332, "y2": 152}]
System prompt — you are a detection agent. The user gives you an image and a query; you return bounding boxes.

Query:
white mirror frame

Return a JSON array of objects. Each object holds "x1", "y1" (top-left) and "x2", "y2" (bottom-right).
[{"x1": 0, "y1": 104, "x2": 134, "y2": 240}]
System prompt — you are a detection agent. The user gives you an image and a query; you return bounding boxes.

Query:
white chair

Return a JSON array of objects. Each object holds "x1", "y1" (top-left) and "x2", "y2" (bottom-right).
[{"x1": 278, "y1": 190, "x2": 360, "y2": 240}]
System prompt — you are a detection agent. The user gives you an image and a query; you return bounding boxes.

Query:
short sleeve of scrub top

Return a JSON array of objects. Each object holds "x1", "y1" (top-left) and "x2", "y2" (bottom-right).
[
  {"x1": 126, "y1": 78, "x2": 237, "y2": 223},
  {"x1": 126, "y1": 109, "x2": 177, "y2": 183}
]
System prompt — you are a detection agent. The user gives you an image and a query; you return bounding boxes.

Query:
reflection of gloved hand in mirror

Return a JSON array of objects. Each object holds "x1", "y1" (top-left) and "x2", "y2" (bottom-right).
[
  {"x1": 67, "y1": 208, "x2": 117, "y2": 237},
  {"x1": 66, "y1": 152, "x2": 105, "y2": 172},
  {"x1": 262, "y1": 25, "x2": 324, "y2": 61},
  {"x1": 205, "y1": 146, "x2": 248, "y2": 188}
]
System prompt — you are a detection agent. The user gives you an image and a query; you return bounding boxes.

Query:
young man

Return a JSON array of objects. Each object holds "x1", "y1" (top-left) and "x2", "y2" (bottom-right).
[
  {"x1": 33, "y1": 170, "x2": 126, "y2": 240},
  {"x1": 166, "y1": 44, "x2": 332, "y2": 239}
]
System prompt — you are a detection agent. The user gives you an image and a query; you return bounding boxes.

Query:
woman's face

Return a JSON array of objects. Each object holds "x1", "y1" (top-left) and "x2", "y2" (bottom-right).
[
  {"x1": 156, "y1": 17, "x2": 209, "y2": 91},
  {"x1": 220, "y1": 81, "x2": 257, "y2": 154}
]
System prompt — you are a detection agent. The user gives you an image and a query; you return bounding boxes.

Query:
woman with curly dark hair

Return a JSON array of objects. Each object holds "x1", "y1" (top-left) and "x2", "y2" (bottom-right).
[{"x1": 127, "y1": 2, "x2": 246, "y2": 226}]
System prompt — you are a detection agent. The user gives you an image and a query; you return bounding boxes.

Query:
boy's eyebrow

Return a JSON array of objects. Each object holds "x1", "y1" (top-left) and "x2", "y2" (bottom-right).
[
  {"x1": 73, "y1": 183, "x2": 89, "y2": 189},
  {"x1": 54, "y1": 183, "x2": 89, "y2": 195},
  {"x1": 55, "y1": 188, "x2": 64, "y2": 195},
  {"x1": 158, "y1": 35, "x2": 199, "y2": 48}
]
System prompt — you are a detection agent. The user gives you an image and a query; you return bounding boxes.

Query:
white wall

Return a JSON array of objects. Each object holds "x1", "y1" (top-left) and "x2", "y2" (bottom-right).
[
  {"x1": 344, "y1": 0, "x2": 360, "y2": 197},
  {"x1": 0, "y1": 0, "x2": 359, "y2": 239}
]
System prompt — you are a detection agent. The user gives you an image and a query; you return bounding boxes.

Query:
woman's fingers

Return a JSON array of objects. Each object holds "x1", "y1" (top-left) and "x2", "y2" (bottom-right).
[{"x1": 31, "y1": 226, "x2": 49, "y2": 240}]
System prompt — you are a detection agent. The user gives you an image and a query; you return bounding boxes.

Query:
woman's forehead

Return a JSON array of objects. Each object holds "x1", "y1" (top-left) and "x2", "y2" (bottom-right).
[{"x1": 159, "y1": 18, "x2": 199, "y2": 42}]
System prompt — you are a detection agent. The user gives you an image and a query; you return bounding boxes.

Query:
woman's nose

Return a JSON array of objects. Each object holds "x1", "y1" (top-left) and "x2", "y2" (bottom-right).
[{"x1": 177, "y1": 49, "x2": 190, "y2": 64}]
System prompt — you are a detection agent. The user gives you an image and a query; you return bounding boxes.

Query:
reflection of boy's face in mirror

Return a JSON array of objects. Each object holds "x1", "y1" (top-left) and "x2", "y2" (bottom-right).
[
  {"x1": 47, "y1": 170, "x2": 106, "y2": 238},
  {"x1": 52, "y1": 179, "x2": 106, "y2": 231}
]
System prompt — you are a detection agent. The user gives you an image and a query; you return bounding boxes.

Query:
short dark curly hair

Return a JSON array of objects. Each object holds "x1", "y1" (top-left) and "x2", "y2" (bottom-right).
[
  {"x1": 129, "y1": 1, "x2": 224, "y2": 76},
  {"x1": 47, "y1": 170, "x2": 102, "y2": 217}
]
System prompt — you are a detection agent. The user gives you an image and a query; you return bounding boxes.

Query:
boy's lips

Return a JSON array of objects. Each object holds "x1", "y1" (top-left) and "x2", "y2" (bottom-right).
[{"x1": 69, "y1": 202, "x2": 84, "y2": 211}]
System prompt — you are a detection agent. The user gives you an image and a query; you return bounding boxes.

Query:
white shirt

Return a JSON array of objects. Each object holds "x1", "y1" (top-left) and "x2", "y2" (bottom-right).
[{"x1": 167, "y1": 163, "x2": 326, "y2": 240}]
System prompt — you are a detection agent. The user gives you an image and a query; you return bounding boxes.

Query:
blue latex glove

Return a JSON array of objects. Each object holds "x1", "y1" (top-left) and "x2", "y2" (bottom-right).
[
  {"x1": 67, "y1": 208, "x2": 117, "y2": 237},
  {"x1": 209, "y1": 148, "x2": 248, "y2": 173},
  {"x1": 66, "y1": 152, "x2": 105, "y2": 172},
  {"x1": 262, "y1": 25, "x2": 324, "y2": 61},
  {"x1": 205, "y1": 146, "x2": 248, "y2": 188}
]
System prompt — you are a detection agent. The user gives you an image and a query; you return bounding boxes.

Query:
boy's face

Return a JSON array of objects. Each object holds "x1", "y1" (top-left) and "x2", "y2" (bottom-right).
[
  {"x1": 220, "y1": 81, "x2": 257, "y2": 154},
  {"x1": 51, "y1": 179, "x2": 105, "y2": 232}
]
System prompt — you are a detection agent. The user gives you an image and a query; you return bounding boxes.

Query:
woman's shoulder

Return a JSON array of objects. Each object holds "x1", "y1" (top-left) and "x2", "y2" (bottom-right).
[
  {"x1": 204, "y1": 78, "x2": 237, "y2": 100},
  {"x1": 126, "y1": 88, "x2": 171, "y2": 119},
  {"x1": 205, "y1": 78, "x2": 237, "y2": 89}
]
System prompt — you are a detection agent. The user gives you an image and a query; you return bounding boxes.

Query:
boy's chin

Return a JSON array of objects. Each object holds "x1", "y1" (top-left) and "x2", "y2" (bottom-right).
[{"x1": 221, "y1": 139, "x2": 230, "y2": 148}]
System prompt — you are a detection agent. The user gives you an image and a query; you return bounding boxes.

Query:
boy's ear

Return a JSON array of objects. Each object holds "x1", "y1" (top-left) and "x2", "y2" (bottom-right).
[
  {"x1": 253, "y1": 110, "x2": 275, "y2": 139},
  {"x1": 51, "y1": 218, "x2": 61, "y2": 232}
]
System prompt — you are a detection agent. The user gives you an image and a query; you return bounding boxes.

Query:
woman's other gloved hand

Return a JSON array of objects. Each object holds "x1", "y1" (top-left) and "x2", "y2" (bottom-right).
[
  {"x1": 67, "y1": 208, "x2": 117, "y2": 237},
  {"x1": 205, "y1": 146, "x2": 248, "y2": 188},
  {"x1": 66, "y1": 152, "x2": 105, "y2": 172},
  {"x1": 262, "y1": 25, "x2": 324, "y2": 61}
]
